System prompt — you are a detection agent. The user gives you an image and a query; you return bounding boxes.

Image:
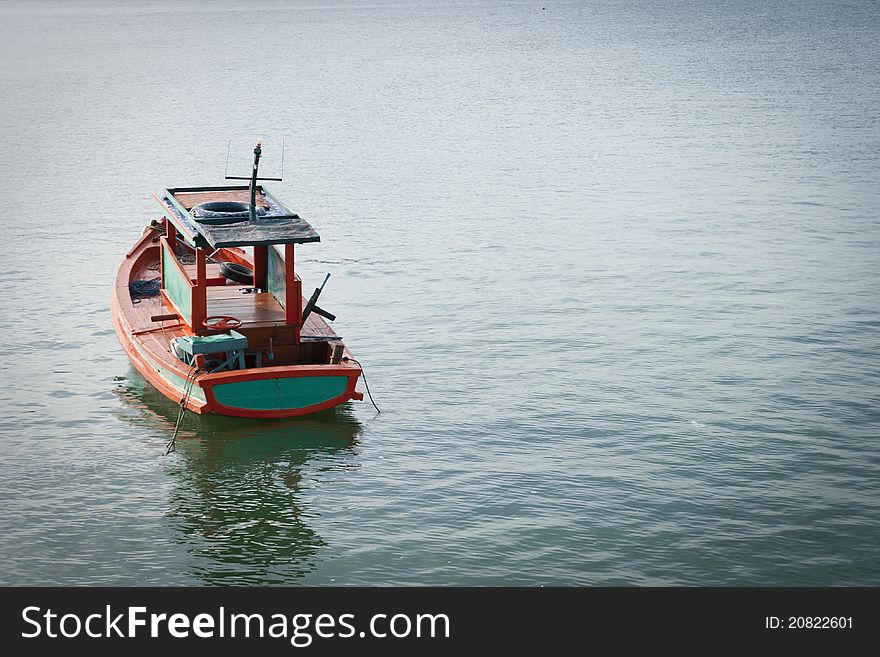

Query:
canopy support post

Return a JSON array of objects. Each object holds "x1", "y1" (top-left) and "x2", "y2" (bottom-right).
[
  {"x1": 253, "y1": 245, "x2": 268, "y2": 289},
  {"x1": 192, "y1": 247, "x2": 207, "y2": 333},
  {"x1": 284, "y1": 243, "x2": 301, "y2": 343}
]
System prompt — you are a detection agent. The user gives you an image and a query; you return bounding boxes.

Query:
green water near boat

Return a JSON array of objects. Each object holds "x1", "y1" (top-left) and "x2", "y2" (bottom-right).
[{"x1": 1, "y1": 0, "x2": 879, "y2": 585}]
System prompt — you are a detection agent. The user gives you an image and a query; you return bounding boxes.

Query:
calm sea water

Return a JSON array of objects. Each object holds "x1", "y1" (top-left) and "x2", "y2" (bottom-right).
[{"x1": 0, "y1": 0, "x2": 878, "y2": 586}]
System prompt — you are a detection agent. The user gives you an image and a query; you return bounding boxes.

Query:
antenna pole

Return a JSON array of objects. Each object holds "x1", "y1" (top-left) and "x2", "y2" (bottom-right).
[{"x1": 249, "y1": 140, "x2": 262, "y2": 222}]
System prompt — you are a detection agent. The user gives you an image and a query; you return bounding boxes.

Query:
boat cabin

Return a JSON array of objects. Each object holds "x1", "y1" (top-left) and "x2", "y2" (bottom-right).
[{"x1": 146, "y1": 182, "x2": 343, "y2": 370}]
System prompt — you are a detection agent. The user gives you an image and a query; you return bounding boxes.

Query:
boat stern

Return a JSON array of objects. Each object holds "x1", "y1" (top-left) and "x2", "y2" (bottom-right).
[{"x1": 198, "y1": 365, "x2": 363, "y2": 418}]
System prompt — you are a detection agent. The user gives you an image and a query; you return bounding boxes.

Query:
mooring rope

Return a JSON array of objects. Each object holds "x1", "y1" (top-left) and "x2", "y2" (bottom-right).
[
  {"x1": 164, "y1": 365, "x2": 201, "y2": 455},
  {"x1": 129, "y1": 279, "x2": 161, "y2": 302},
  {"x1": 342, "y1": 357, "x2": 381, "y2": 414}
]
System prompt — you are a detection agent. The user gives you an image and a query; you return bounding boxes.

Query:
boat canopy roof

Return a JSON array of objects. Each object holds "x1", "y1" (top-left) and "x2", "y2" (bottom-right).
[{"x1": 154, "y1": 185, "x2": 320, "y2": 249}]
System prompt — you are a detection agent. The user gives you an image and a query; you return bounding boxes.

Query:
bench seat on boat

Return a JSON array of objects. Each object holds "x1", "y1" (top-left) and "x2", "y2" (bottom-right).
[{"x1": 173, "y1": 331, "x2": 247, "y2": 371}]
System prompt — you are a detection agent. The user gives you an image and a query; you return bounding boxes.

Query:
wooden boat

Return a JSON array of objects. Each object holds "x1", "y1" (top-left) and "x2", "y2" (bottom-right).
[{"x1": 111, "y1": 143, "x2": 363, "y2": 418}]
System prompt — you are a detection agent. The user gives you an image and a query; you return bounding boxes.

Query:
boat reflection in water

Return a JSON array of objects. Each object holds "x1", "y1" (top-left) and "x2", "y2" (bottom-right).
[{"x1": 116, "y1": 368, "x2": 361, "y2": 585}]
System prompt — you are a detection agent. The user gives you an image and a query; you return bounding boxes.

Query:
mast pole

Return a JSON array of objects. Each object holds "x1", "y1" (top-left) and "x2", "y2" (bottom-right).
[{"x1": 249, "y1": 139, "x2": 262, "y2": 221}]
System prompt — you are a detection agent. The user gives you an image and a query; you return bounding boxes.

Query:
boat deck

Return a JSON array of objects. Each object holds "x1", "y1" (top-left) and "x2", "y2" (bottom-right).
[
  {"x1": 204, "y1": 286, "x2": 338, "y2": 340},
  {"x1": 128, "y1": 256, "x2": 338, "y2": 341}
]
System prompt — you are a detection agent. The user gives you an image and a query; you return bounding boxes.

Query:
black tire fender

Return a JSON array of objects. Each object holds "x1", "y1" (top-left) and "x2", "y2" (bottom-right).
[
  {"x1": 219, "y1": 261, "x2": 254, "y2": 285},
  {"x1": 190, "y1": 201, "x2": 266, "y2": 224}
]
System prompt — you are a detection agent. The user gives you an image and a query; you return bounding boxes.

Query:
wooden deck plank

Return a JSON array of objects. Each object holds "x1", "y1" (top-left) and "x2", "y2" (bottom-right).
[
  {"x1": 125, "y1": 277, "x2": 338, "y2": 337},
  {"x1": 205, "y1": 288, "x2": 286, "y2": 326},
  {"x1": 128, "y1": 296, "x2": 166, "y2": 332},
  {"x1": 302, "y1": 311, "x2": 337, "y2": 338}
]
